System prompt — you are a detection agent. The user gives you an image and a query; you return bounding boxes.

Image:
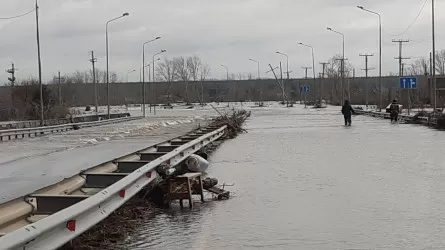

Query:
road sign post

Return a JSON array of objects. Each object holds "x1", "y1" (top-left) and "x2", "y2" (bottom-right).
[
  {"x1": 399, "y1": 77, "x2": 417, "y2": 115},
  {"x1": 300, "y1": 85, "x2": 310, "y2": 107}
]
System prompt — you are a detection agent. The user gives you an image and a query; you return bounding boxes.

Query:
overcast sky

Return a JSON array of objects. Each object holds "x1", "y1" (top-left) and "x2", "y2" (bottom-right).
[{"x1": 0, "y1": 0, "x2": 444, "y2": 83}]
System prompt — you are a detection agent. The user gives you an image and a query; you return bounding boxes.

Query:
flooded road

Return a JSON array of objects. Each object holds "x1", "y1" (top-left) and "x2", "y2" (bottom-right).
[{"x1": 126, "y1": 105, "x2": 445, "y2": 250}]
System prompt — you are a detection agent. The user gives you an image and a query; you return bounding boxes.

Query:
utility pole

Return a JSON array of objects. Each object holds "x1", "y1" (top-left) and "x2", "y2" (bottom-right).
[
  {"x1": 35, "y1": 0, "x2": 44, "y2": 126},
  {"x1": 302, "y1": 67, "x2": 311, "y2": 106},
  {"x1": 6, "y1": 62, "x2": 17, "y2": 87},
  {"x1": 54, "y1": 71, "x2": 65, "y2": 105},
  {"x1": 393, "y1": 39, "x2": 410, "y2": 108},
  {"x1": 6, "y1": 63, "x2": 17, "y2": 108},
  {"x1": 392, "y1": 39, "x2": 410, "y2": 77},
  {"x1": 302, "y1": 67, "x2": 311, "y2": 79},
  {"x1": 320, "y1": 62, "x2": 328, "y2": 78},
  {"x1": 280, "y1": 61, "x2": 285, "y2": 104},
  {"x1": 360, "y1": 53, "x2": 374, "y2": 108},
  {"x1": 430, "y1": 52, "x2": 433, "y2": 104},
  {"x1": 432, "y1": 0, "x2": 437, "y2": 111},
  {"x1": 89, "y1": 51, "x2": 98, "y2": 113},
  {"x1": 359, "y1": 54, "x2": 374, "y2": 78},
  {"x1": 320, "y1": 62, "x2": 329, "y2": 104}
]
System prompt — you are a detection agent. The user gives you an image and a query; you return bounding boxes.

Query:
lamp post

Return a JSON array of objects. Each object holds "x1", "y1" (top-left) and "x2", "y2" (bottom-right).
[
  {"x1": 221, "y1": 65, "x2": 230, "y2": 105},
  {"x1": 249, "y1": 59, "x2": 261, "y2": 105},
  {"x1": 249, "y1": 59, "x2": 260, "y2": 80},
  {"x1": 140, "y1": 59, "x2": 160, "y2": 113},
  {"x1": 152, "y1": 50, "x2": 166, "y2": 115},
  {"x1": 145, "y1": 58, "x2": 161, "y2": 88},
  {"x1": 431, "y1": 0, "x2": 437, "y2": 111},
  {"x1": 106, "y1": 12, "x2": 129, "y2": 119},
  {"x1": 357, "y1": 6, "x2": 382, "y2": 111},
  {"x1": 326, "y1": 27, "x2": 345, "y2": 105},
  {"x1": 142, "y1": 37, "x2": 161, "y2": 117},
  {"x1": 126, "y1": 69, "x2": 136, "y2": 83},
  {"x1": 298, "y1": 43, "x2": 318, "y2": 104},
  {"x1": 276, "y1": 52, "x2": 289, "y2": 81}
]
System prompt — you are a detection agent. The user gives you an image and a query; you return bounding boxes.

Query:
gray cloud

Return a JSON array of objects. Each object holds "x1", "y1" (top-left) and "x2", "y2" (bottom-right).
[{"x1": 0, "y1": 0, "x2": 444, "y2": 83}]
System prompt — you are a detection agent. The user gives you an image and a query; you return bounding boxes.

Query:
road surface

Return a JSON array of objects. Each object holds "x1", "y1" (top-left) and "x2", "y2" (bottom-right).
[{"x1": 0, "y1": 108, "x2": 217, "y2": 203}]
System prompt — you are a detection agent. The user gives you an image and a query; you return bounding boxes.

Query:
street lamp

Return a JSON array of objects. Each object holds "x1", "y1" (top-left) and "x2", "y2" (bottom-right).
[
  {"x1": 431, "y1": 0, "x2": 437, "y2": 111},
  {"x1": 106, "y1": 12, "x2": 129, "y2": 119},
  {"x1": 152, "y1": 50, "x2": 166, "y2": 115},
  {"x1": 144, "y1": 58, "x2": 161, "y2": 86},
  {"x1": 249, "y1": 59, "x2": 262, "y2": 106},
  {"x1": 126, "y1": 69, "x2": 136, "y2": 83},
  {"x1": 357, "y1": 6, "x2": 382, "y2": 111},
  {"x1": 220, "y1": 64, "x2": 229, "y2": 80},
  {"x1": 326, "y1": 27, "x2": 345, "y2": 105},
  {"x1": 141, "y1": 36, "x2": 161, "y2": 117},
  {"x1": 276, "y1": 52, "x2": 289, "y2": 80},
  {"x1": 249, "y1": 59, "x2": 260, "y2": 80},
  {"x1": 298, "y1": 43, "x2": 318, "y2": 104},
  {"x1": 221, "y1": 65, "x2": 230, "y2": 105},
  {"x1": 139, "y1": 59, "x2": 160, "y2": 110}
]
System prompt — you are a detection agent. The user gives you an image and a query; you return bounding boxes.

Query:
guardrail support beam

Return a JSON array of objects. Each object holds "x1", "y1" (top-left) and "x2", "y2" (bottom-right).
[
  {"x1": 27, "y1": 195, "x2": 90, "y2": 215},
  {"x1": 116, "y1": 161, "x2": 151, "y2": 173},
  {"x1": 83, "y1": 173, "x2": 129, "y2": 188}
]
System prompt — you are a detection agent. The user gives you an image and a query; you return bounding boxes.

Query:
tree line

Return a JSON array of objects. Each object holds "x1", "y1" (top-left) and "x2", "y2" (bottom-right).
[{"x1": 156, "y1": 55, "x2": 211, "y2": 104}]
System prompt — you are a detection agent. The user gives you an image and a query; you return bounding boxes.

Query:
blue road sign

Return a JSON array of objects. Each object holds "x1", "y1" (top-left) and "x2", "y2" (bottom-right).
[
  {"x1": 300, "y1": 85, "x2": 310, "y2": 93},
  {"x1": 399, "y1": 77, "x2": 417, "y2": 89}
]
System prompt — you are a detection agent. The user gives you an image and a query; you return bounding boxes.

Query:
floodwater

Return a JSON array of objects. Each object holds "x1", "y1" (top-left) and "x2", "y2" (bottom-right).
[{"x1": 126, "y1": 105, "x2": 445, "y2": 250}]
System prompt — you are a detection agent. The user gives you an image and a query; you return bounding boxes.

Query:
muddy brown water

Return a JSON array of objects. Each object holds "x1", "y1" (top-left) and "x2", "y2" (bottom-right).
[{"x1": 121, "y1": 105, "x2": 445, "y2": 250}]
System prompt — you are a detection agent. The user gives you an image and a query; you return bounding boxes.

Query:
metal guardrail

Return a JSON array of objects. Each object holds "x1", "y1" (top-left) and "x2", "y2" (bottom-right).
[
  {"x1": 0, "y1": 125, "x2": 226, "y2": 249},
  {"x1": 356, "y1": 110, "x2": 437, "y2": 125},
  {"x1": 0, "y1": 116, "x2": 143, "y2": 142}
]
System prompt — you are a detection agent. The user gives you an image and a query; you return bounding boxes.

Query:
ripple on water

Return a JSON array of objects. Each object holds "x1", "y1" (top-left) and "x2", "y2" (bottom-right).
[{"x1": 124, "y1": 106, "x2": 445, "y2": 250}]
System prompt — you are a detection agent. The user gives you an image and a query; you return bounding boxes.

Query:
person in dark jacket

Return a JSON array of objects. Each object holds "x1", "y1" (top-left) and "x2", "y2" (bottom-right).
[
  {"x1": 341, "y1": 100, "x2": 355, "y2": 126},
  {"x1": 390, "y1": 99, "x2": 400, "y2": 123}
]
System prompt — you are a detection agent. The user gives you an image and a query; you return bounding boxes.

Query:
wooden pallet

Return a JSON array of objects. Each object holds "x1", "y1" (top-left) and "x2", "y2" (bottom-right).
[{"x1": 166, "y1": 173, "x2": 204, "y2": 208}]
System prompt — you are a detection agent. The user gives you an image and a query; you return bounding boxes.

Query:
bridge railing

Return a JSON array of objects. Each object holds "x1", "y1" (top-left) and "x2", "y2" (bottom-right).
[
  {"x1": 355, "y1": 110, "x2": 437, "y2": 125},
  {"x1": 0, "y1": 125, "x2": 226, "y2": 250}
]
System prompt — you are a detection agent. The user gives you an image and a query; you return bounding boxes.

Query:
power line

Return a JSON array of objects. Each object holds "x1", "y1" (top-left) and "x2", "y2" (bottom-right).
[
  {"x1": 0, "y1": 8, "x2": 36, "y2": 20},
  {"x1": 383, "y1": 0, "x2": 428, "y2": 37}
]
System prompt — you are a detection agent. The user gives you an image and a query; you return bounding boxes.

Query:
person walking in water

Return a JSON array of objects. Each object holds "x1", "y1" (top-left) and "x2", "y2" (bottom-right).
[
  {"x1": 390, "y1": 99, "x2": 400, "y2": 123},
  {"x1": 341, "y1": 100, "x2": 355, "y2": 126}
]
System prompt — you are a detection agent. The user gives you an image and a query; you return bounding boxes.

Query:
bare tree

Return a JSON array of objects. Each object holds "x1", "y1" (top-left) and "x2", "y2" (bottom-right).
[
  {"x1": 187, "y1": 55, "x2": 203, "y2": 104},
  {"x1": 157, "y1": 57, "x2": 177, "y2": 103},
  {"x1": 407, "y1": 57, "x2": 429, "y2": 76},
  {"x1": 173, "y1": 57, "x2": 190, "y2": 103},
  {"x1": 436, "y1": 50, "x2": 445, "y2": 76},
  {"x1": 187, "y1": 55, "x2": 201, "y2": 81},
  {"x1": 72, "y1": 70, "x2": 85, "y2": 84},
  {"x1": 110, "y1": 72, "x2": 118, "y2": 83},
  {"x1": 199, "y1": 63, "x2": 211, "y2": 104}
]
